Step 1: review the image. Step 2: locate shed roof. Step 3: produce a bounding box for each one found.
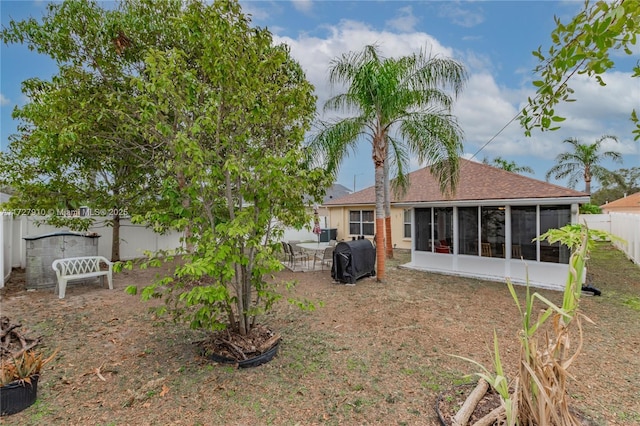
[325,158,588,206]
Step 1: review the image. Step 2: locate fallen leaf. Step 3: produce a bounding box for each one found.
[160,384,170,397]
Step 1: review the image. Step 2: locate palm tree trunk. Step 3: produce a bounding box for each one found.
[384,159,393,259]
[374,163,386,281]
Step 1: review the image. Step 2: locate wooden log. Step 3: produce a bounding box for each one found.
[452,379,489,426]
[257,333,281,353]
[472,405,505,426]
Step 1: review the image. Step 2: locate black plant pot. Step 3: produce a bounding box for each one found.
[0,374,39,416]
[202,340,281,368]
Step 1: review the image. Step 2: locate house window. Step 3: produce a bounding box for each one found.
[481,207,505,258]
[458,207,478,255]
[511,206,537,260]
[403,209,411,238]
[414,208,432,251]
[349,210,374,236]
[539,205,571,264]
[414,207,453,252]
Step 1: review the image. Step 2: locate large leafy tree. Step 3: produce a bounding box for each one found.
[311,45,466,281]
[545,135,621,194]
[0,0,183,261]
[123,0,327,337]
[521,0,640,140]
[590,166,640,205]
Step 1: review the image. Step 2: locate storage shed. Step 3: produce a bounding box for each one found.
[23,231,100,290]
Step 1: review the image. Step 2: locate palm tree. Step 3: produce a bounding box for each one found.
[311,44,466,281]
[483,156,534,174]
[546,135,621,194]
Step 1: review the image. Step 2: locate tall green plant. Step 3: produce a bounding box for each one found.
[456,224,612,425]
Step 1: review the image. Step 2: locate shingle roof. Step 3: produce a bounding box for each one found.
[323,184,352,204]
[324,158,588,205]
[600,191,640,209]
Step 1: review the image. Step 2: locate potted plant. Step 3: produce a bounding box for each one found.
[1,350,56,416]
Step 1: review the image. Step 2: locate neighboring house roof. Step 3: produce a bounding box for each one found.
[323,184,352,204]
[324,158,588,206]
[600,191,640,211]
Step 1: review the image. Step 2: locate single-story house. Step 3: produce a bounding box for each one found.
[323,159,590,290]
[600,191,640,214]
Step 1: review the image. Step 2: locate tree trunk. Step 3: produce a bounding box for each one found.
[584,166,591,194]
[177,171,193,252]
[111,214,120,262]
[374,163,386,282]
[383,159,393,259]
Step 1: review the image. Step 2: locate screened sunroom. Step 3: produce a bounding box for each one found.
[324,159,590,290]
[405,201,582,290]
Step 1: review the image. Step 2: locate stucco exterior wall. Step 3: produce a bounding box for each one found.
[327,205,411,249]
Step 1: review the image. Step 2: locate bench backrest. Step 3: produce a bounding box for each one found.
[52,256,111,276]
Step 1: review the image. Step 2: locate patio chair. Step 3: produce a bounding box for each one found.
[503,243,522,259]
[481,242,492,257]
[281,241,292,265]
[314,246,334,270]
[287,242,309,268]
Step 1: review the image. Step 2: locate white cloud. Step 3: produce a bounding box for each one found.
[385,6,419,33]
[241,1,272,22]
[0,93,9,106]
[274,16,638,185]
[291,0,313,14]
[438,3,484,28]
[274,20,454,112]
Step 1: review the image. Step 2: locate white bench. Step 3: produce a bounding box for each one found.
[51,256,113,299]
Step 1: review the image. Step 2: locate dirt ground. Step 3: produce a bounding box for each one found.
[1,244,639,425]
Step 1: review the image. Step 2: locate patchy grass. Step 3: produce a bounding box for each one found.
[0,243,638,425]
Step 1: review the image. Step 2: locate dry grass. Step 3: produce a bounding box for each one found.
[0,243,639,425]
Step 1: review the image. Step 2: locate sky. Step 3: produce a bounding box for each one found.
[1,0,639,194]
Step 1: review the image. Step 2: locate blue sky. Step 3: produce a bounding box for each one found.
[2,1,639,193]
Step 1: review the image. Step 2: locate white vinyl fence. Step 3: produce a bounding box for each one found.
[1,213,13,287]
[580,213,640,265]
[0,215,183,288]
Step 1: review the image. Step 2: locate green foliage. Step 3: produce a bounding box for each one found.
[545,135,621,193]
[482,156,534,174]
[521,0,640,140]
[579,203,601,214]
[117,0,328,336]
[310,44,467,279]
[590,167,640,205]
[0,0,172,260]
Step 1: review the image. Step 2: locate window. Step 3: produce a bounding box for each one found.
[511,206,537,260]
[414,207,453,252]
[539,206,571,264]
[349,210,374,236]
[458,207,478,255]
[434,208,454,252]
[403,209,411,238]
[481,207,505,258]
[414,208,432,251]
